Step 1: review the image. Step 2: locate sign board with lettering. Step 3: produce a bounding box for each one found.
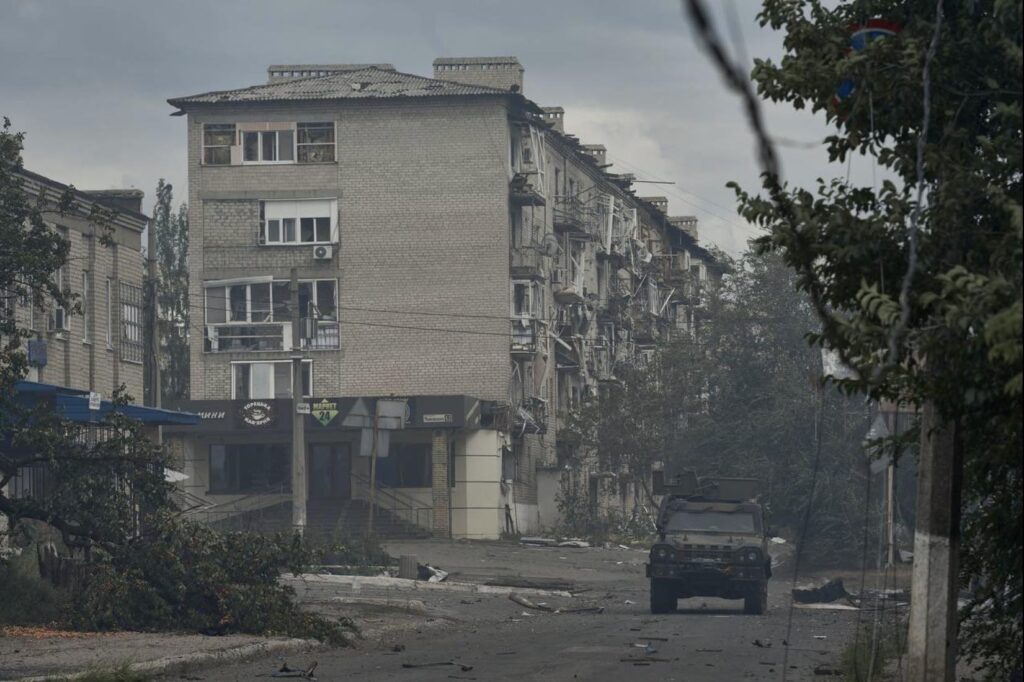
[296,402,311,415]
[88,392,101,411]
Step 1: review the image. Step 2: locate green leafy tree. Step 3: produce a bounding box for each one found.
[693,0,1022,674]
[150,179,189,403]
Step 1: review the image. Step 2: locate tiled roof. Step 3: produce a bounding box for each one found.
[168,67,513,107]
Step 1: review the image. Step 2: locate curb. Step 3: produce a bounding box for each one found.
[287,574,574,598]
[17,637,323,682]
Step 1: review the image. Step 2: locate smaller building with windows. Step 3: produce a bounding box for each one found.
[7,168,149,399]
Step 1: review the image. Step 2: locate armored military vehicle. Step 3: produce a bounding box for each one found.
[645,471,771,614]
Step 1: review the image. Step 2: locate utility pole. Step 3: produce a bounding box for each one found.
[290,268,307,535]
[907,400,962,681]
[367,399,379,536]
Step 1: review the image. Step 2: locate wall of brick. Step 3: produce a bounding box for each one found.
[186,98,512,403]
[14,201,145,400]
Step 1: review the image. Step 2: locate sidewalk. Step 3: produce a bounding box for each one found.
[0,627,319,681]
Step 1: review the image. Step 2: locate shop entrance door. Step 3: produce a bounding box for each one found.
[308,444,351,500]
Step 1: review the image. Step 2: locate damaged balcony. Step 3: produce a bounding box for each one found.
[553,196,593,238]
[510,173,546,206]
[511,244,546,280]
[511,317,540,356]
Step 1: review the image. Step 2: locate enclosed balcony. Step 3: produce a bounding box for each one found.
[511,317,539,356]
[552,196,592,237]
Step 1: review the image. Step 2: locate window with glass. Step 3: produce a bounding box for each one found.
[259,199,336,245]
[209,443,290,493]
[49,266,68,332]
[296,122,335,163]
[376,443,431,488]
[242,129,294,163]
[203,124,235,165]
[81,271,90,342]
[205,279,338,352]
[120,281,143,362]
[232,361,312,399]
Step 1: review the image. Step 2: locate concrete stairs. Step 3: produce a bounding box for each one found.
[207,498,431,539]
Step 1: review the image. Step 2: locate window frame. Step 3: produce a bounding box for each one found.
[258,199,338,246]
[119,281,144,363]
[49,266,69,334]
[105,278,113,348]
[81,271,90,343]
[241,129,295,165]
[230,360,313,399]
[296,122,336,163]
[208,443,291,494]
[202,123,236,166]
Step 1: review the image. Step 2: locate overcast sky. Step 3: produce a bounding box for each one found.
[1,0,873,257]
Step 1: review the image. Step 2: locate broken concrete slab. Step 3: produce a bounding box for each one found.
[792,578,850,604]
[519,536,558,546]
[286,574,572,598]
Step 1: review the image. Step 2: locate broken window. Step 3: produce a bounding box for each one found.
[296,122,335,163]
[48,266,68,333]
[509,278,540,317]
[260,199,337,245]
[203,124,235,165]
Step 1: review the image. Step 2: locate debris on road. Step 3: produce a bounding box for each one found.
[813,665,839,676]
[753,638,772,648]
[520,536,558,546]
[623,599,636,605]
[792,578,850,604]
[272,660,318,679]
[812,635,828,640]
[556,540,590,548]
[509,593,555,612]
[770,537,787,544]
[418,564,449,582]
[484,576,576,592]
[391,644,406,652]
[401,661,474,672]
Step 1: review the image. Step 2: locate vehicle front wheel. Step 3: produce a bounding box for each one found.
[744,582,768,615]
[650,579,676,614]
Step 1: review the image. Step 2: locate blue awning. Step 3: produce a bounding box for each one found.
[12,381,200,426]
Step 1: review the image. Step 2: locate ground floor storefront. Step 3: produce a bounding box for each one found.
[164,395,538,540]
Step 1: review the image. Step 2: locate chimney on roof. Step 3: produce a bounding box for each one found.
[670,215,699,241]
[641,196,669,215]
[581,144,607,166]
[541,107,564,133]
[267,64,395,83]
[83,189,144,214]
[432,56,524,93]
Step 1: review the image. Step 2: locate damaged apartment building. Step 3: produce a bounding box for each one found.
[164,56,722,540]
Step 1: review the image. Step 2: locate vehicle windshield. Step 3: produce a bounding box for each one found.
[665,510,756,534]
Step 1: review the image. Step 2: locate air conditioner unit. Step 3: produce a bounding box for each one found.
[313,244,333,260]
[551,267,566,284]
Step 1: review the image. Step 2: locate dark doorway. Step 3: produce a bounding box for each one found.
[308,444,351,500]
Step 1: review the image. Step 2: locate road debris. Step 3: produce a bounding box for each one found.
[509,593,555,612]
[272,660,318,679]
[794,602,859,611]
[792,578,849,604]
[812,635,828,640]
[753,638,772,648]
[391,644,406,652]
[485,576,576,592]
[520,536,558,546]
[557,540,590,548]
[402,661,474,672]
[813,665,839,676]
[418,564,449,582]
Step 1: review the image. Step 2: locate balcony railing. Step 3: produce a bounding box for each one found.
[553,196,593,236]
[205,322,291,352]
[511,317,538,355]
[301,319,340,350]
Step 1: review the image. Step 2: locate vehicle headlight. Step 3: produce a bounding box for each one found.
[737,548,761,563]
[652,545,675,562]
[747,551,758,562]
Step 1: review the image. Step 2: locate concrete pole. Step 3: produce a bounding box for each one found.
[290,268,307,534]
[367,401,379,536]
[907,400,961,681]
[146,219,162,446]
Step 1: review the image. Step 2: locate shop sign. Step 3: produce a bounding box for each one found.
[240,400,274,427]
[422,413,453,424]
[311,399,339,427]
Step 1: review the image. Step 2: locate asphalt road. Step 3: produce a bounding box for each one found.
[176,539,859,682]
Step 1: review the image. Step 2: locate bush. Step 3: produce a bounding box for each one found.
[70,514,350,644]
[0,548,68,626]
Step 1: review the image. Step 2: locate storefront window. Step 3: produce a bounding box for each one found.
[209,443,290,493]
[376,443,431,488]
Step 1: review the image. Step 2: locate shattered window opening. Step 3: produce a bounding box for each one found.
[202,123,235,165]
[296,122,335,163]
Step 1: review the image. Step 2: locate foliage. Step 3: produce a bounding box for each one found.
[674,252,879,565]
[0,117,73,339]
[146,179,190,404]
[0,120,347,645]
[71,514,349,644]
[731,1,1022,674]
[0,546,68,626]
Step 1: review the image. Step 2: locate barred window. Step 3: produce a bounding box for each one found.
[120,281,143,363]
